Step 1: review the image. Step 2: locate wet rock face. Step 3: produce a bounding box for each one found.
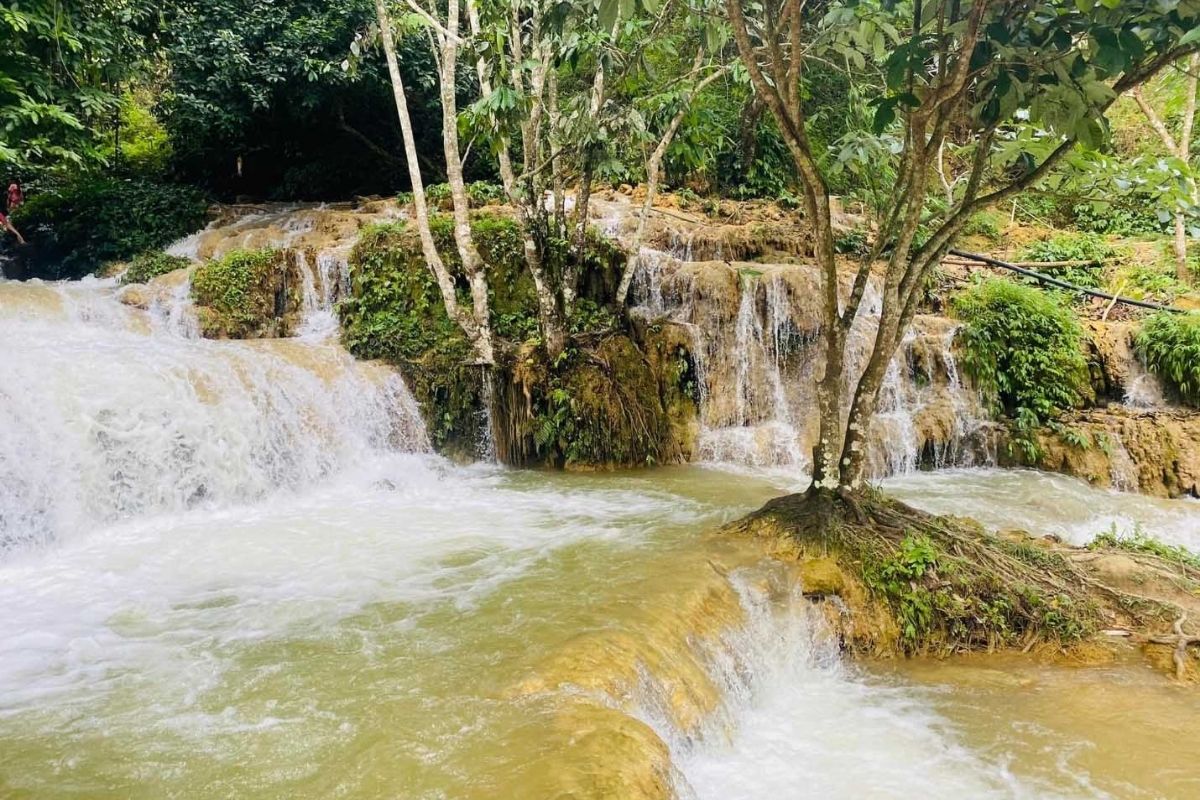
[190,248,304,340]
[643,256,992,475]
[1085,320,1139,401]
[1001,408,1200,498]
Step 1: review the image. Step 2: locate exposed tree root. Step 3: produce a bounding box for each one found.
[724,487,1200,674]
[1137,615,1200,681]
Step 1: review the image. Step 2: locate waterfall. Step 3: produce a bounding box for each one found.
[695,274,805,467]
[0,277,428,552]
[1125,357,1169,409]
[629,249,991,476]
[1109,434,1140,492]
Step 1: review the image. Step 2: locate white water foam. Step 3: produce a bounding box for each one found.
[0,279,426,550]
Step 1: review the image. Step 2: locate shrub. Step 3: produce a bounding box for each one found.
[833,227,869,255]
[119,251,191,285]
[1135,312,1200,407]
[1068,199,1166,236]
[962,210,1005,241]
[1116,260,1192,301]
[1016,232,1114,288]
[1018,232,1114,264]
[466,181,504,207]
[191,248,283,338]
[952,277,1089,437]
[1089,523,1200,569]
[10,177,207,280]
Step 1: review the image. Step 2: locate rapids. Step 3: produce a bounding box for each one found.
[3,268,1200,798]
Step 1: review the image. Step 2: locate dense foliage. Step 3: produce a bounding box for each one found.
[0,0,157,173]
[158,0,453,198]
[340,215,685,465]
[1135,311,1200,407]
[953,278,1089,435]
[1016,232,1116,287]
[8,178,207,279]
[1017,233,1115,266]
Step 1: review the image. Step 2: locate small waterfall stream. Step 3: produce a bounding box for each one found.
[627,238,991,477]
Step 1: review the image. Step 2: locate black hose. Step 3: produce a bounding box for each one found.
[947,249,1184,314]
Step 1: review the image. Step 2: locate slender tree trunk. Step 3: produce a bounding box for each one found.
[437,0,494,364]
[374,0,486,358]
[1175,210,1191,282]
[616,60,724,309]
[565,59,608,311]
[1133,55,1198,285]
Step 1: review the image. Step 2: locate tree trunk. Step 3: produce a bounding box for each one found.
[565,59,608,311]
[437,0,494,364]
[374,0,485,358]
[616,105,689,310]
[1175,210,1191,283]
[616,59,723,310]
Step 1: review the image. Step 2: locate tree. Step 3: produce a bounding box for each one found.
[369,0,682,359]
[724,0,1200,493]
[1131,53,1199,282]
[1,0,156,174]
[373,0,495,364]
[615,46,729,308]
[160,0,440,198]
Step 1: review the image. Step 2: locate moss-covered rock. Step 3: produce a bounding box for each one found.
[999,408,1200,498]
[499,333,695,469]
[725,489,1109,656]
[191,248,298,339]
[119,251,191,286]
[339,212,696,467]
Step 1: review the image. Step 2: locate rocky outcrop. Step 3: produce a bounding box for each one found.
[728,488,1200,681]
[189,248,304,339]
[1001,407,1200,498]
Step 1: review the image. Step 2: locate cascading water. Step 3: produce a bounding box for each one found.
[0,276,427,551]
[5,204,1200,799]
[630,250,990,476]
[1125,356,1169,408]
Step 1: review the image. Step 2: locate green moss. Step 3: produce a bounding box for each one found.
[119,251,191,285]
[859,530,1090,652]
[340,221,464,361]
[191,248,286,339]
[731,491,1101,655]
[339,212,695,467]
[339,214,536,456]
[534,337,680,468]
[1135,312,1200,407]
[952,277,1089,456]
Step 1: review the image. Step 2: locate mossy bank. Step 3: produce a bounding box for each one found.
[338,212,700,468]
[724,487,1200,679]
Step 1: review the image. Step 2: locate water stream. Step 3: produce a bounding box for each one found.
[3,261,1200,797]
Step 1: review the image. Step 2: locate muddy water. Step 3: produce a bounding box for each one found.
[4,272,1200,798]
[2,463,1198,798]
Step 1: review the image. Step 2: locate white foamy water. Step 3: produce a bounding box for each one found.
[0,278,426,550]
[4,260,1200,797]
